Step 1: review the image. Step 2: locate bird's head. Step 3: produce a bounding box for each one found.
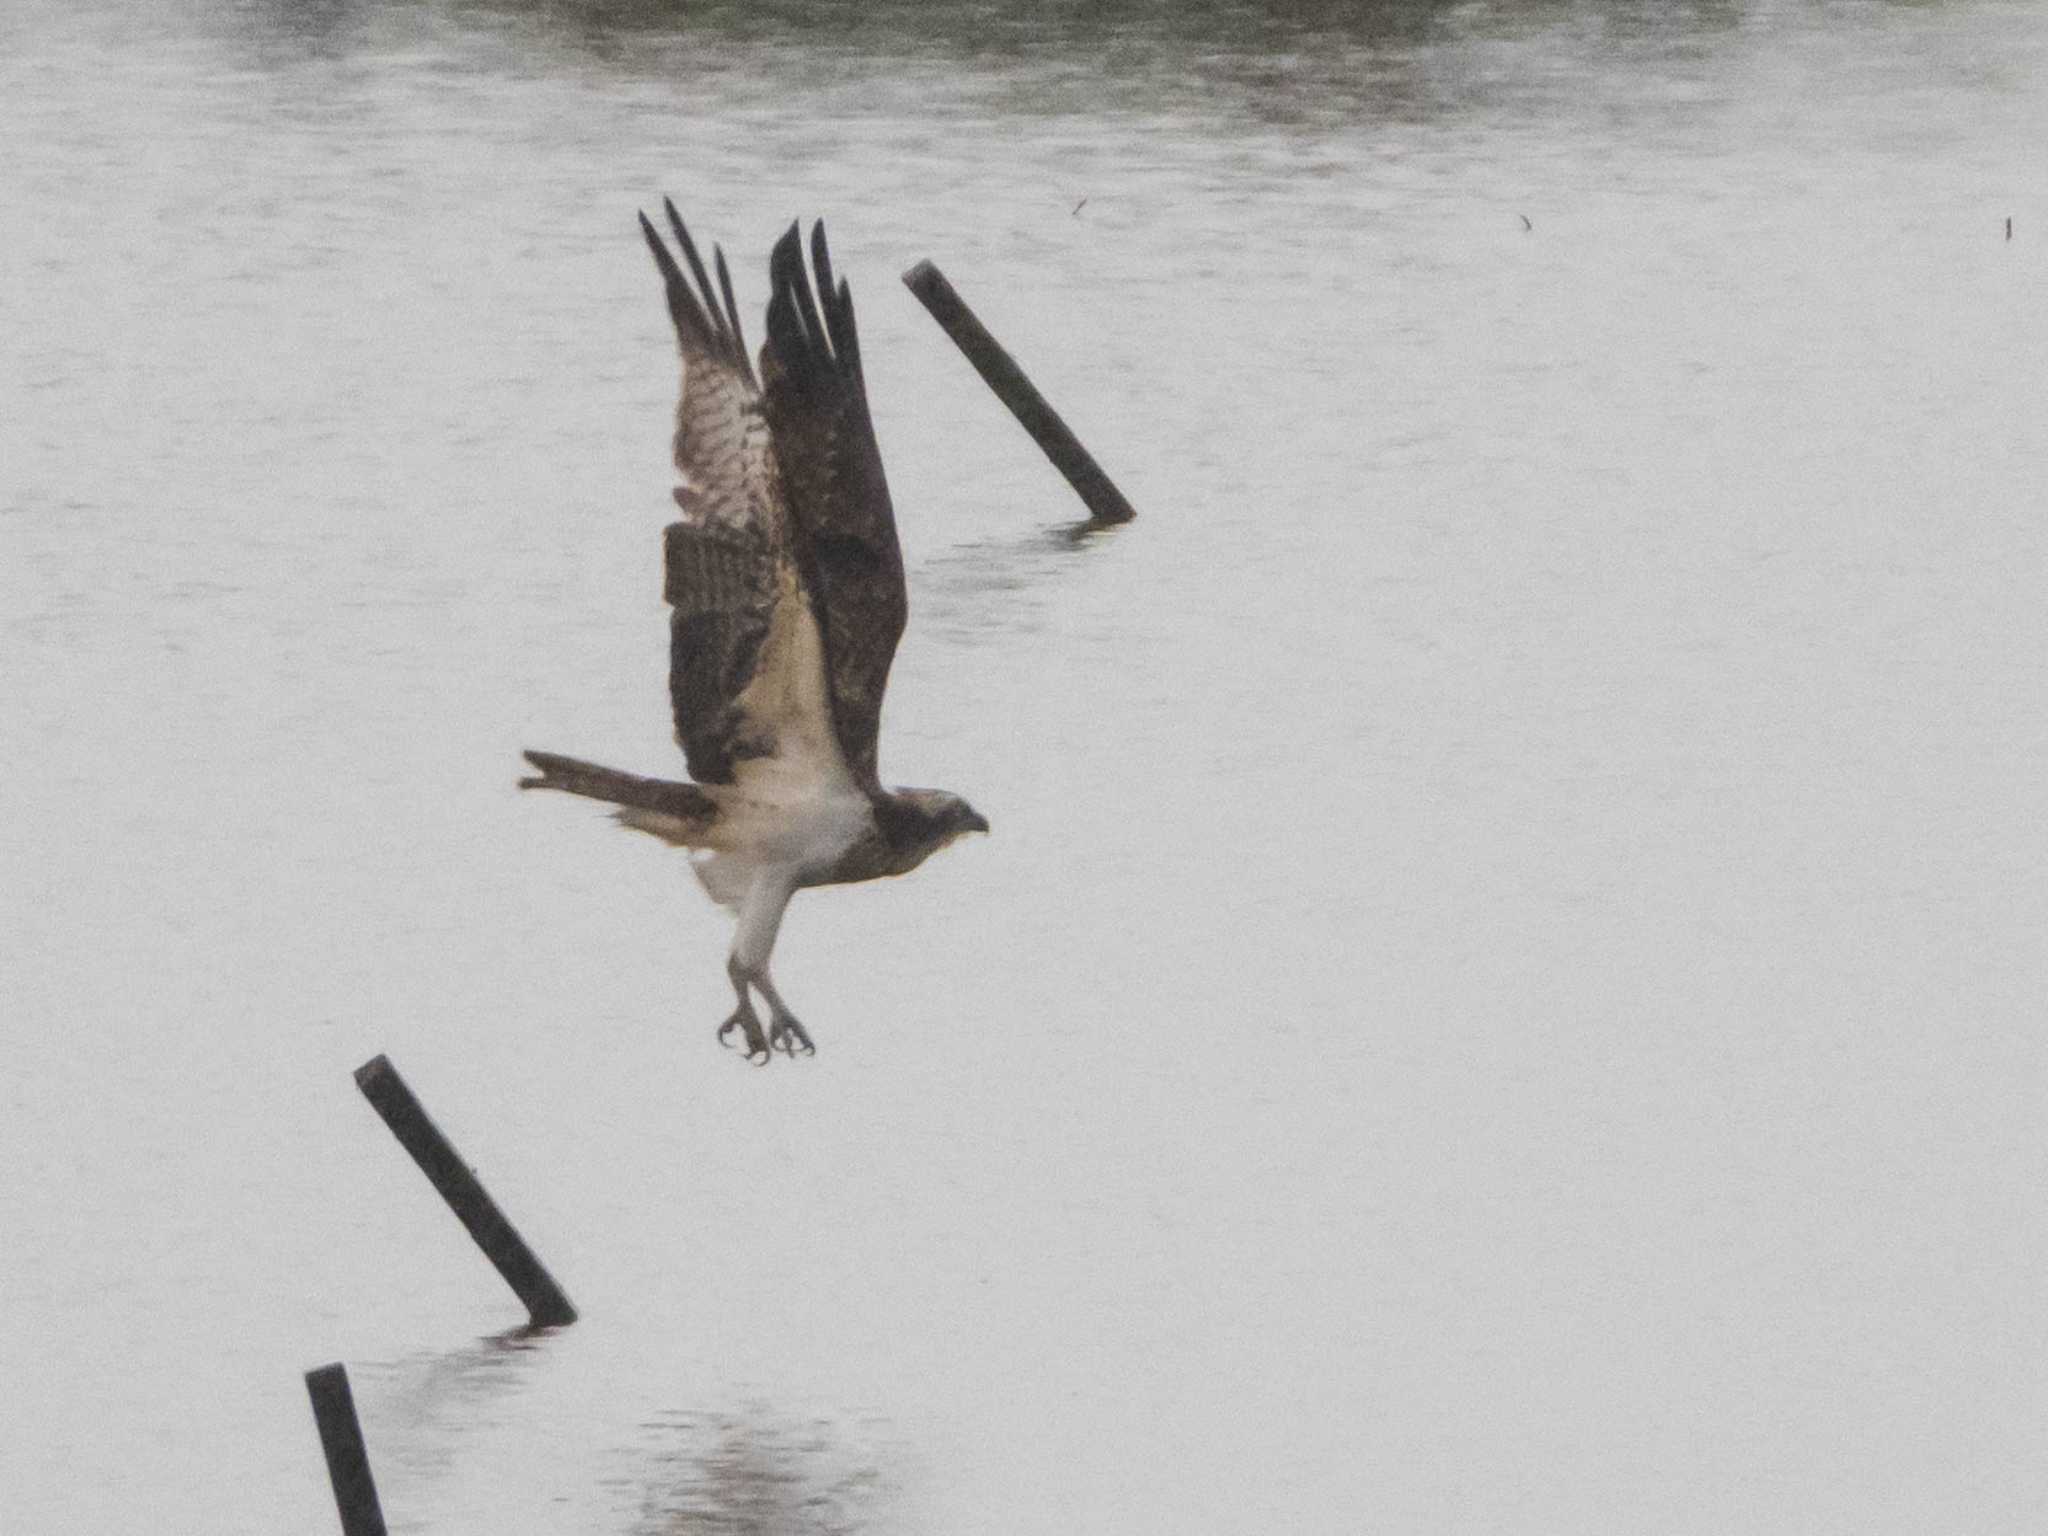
[882,787,990,856]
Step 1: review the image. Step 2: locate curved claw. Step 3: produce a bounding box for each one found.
[717,1002,768,1060]
[768,1018,815,1057]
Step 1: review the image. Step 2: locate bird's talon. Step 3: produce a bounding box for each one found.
[718,1003,769,1060]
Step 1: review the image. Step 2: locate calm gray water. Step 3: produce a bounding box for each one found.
[5,0,2047,1530]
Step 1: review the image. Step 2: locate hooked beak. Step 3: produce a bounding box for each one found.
[964,810,991,835]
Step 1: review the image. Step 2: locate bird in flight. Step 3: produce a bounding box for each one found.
[521,200,988,1063]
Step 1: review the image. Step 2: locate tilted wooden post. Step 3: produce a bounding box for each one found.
[902,258,1137,526]
[305,1362,389,1536]
[353,1054,578,1328]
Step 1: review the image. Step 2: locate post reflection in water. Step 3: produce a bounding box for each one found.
[360,1329,547,1492]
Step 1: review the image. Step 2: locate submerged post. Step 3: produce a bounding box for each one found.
[305,1363,389,1536]
[901,259,1137,526]
[353,1054,578,1328]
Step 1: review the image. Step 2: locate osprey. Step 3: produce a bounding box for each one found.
[521,201,988,1063]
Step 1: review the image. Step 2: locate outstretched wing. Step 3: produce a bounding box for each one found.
[642,201,852,804]
[759,221,908,795]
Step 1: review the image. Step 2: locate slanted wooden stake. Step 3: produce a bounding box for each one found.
[902,259,1137,526]
[353,1054,578,1328]
[305,1363,389,1536]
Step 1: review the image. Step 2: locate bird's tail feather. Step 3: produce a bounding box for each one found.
[519,750,721,843]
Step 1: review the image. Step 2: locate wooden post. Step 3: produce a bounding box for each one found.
[901,259,1137,526]
[305,1363,389,1536]
[353,1054,578,1328]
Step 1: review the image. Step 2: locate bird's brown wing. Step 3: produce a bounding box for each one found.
[758,220,908,796]
[643,201,848,799]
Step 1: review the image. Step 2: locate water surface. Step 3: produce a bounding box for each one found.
[5,1,2047,1531]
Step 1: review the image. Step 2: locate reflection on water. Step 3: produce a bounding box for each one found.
[912,523,1113,643]
[347,1331,899,1533]
[616,1408,891,1536]
[359,1329,546,1490]
[224,0,1465,56]
[195,0,1750,130]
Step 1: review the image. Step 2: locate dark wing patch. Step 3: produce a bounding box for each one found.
[759,220,908,792]
[642,202,785,785]
[663,520,776,783]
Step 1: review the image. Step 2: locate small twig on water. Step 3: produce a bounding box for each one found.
[1519,213,1533,232]
[1072,196,1089,216]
